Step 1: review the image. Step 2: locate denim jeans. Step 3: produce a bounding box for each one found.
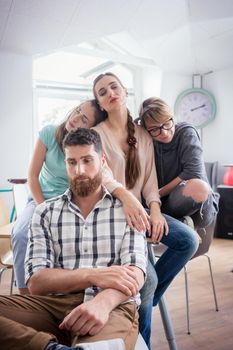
[161,181,219,228]
[139,214,199,349]
[11,198,36,288]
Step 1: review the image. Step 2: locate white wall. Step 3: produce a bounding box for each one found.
[159,69,233,163]
[0,51,33,198]
[202,68,233,163]
[141,66,162,101]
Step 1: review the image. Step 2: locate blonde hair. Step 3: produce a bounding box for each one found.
[139,97,172,125]
[93,72,141,189]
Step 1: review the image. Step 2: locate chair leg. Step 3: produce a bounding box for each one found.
[158,296,179,350]
[184,265,191,334]
[204,254,219,312]
[10,267,14,295]
[0,266,7,284]
[148,243,179,349]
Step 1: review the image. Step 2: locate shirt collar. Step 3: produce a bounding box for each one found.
[62,186,115,211]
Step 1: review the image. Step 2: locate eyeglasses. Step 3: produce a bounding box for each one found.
[147,118,174,137]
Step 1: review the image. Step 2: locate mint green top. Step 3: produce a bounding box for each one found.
[39,125,68,199]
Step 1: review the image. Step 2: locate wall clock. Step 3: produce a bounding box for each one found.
[174,88,217,129]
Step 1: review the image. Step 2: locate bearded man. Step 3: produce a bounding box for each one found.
[0,128,147,350]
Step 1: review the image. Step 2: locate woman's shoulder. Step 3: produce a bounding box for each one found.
[135,124,152,143]
[176,122,199,137]
[92,121,106,135]
[39,124,56,137]
[39,124,57,148]
[175,122,201,148]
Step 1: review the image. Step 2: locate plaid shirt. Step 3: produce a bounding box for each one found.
[25,187,147,304]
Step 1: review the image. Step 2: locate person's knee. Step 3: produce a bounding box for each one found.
[11,224,29,247]
[176,224,199,257]
[183,229,199,258]
[182,179,211,203]
[140,263,158,302]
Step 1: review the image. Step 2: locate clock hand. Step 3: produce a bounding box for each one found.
[190,104,206,112]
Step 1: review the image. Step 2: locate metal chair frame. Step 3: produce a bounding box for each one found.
[184,252,219,334]
[0,191,15,294]
[0,179,28,294]
[148,243,179,350]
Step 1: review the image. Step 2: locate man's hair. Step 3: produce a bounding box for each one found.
[63,128,103,154]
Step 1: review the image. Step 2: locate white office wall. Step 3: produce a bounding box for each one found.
[159,69,233,163]
[141,66,162,102]
[202,68,233,163]
[0,51,33,193]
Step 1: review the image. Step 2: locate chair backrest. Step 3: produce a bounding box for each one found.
[0,196,10,226]
[12,183,29,218]
[193,222,215,258]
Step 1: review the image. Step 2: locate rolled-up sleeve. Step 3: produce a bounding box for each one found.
[24,203,54,284]
[120,226,148,276]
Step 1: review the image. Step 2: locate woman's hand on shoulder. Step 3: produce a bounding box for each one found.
[113,187,150,232]
[123,195,151,232]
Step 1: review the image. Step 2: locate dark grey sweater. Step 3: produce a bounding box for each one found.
[154,122,209,188]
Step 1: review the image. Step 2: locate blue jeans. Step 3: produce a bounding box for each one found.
[11,198,36,288]
[161,181,219,228]
[139,214,199,349]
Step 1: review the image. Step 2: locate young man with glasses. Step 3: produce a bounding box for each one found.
[138,97,218,230]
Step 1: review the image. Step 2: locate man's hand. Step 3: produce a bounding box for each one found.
[90,265,140,296]
[59,297,110,336]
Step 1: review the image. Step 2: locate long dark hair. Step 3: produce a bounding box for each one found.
[55,99,106,150]
[93,72,141,189]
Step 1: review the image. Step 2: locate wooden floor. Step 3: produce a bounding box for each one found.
[151,238,233,350]
[0,238,232,350]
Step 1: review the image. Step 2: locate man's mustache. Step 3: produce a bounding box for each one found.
[74,175,89,181]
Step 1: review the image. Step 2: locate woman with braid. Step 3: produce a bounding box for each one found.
[93,72,199,349]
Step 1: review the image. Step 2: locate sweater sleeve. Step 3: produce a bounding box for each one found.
[102,161,124,193]
[141,131,161,207]
[178,127,206,180]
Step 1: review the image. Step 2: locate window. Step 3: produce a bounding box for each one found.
[33,51,137,133]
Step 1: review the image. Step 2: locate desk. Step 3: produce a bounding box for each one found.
[215,185,233,239]
[0,223,14,238]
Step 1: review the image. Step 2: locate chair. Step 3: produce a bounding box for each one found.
[184,224,219,334]
[0,180,28,294]
[0,195,14,294]
[153,169,220,336]
[183,161,219,334]
[148,243,179,350]
[8,178,28,220]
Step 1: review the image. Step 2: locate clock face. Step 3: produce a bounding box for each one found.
[174,88,216,129]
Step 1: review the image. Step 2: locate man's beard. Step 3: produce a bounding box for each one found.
[69,171,102,197]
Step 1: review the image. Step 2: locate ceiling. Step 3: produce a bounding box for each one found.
[1,0,233,75]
